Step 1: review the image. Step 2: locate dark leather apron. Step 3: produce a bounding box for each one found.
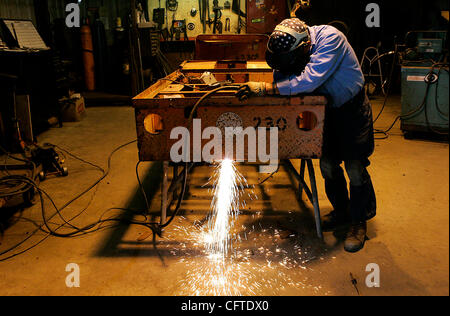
[321,88,376,220]
[322,89,375,163]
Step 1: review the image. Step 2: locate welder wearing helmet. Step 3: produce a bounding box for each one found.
[236,18,376,253]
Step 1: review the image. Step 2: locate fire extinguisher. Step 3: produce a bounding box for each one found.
[80,21,95,91]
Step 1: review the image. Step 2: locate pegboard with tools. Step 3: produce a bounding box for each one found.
[148,0,247,37]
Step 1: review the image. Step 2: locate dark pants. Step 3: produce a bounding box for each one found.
[320,89,377,223]
[320,157,376,223]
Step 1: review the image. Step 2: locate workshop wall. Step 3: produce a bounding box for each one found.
[47,0,130,46]
[146,0,247,37]
[0,0,36,24]
[294,0,449,58]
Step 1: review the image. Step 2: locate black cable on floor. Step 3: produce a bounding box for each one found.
[136,161,151,212]
[0,139,144,261]
[159,162,189,229]
[1,84,248,260]
[374,62,449,139]
[1,139,193,260]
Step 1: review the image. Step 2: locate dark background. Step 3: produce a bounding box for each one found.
[0,0,448,146]
[298,0,448,57]
[1,0,448,64]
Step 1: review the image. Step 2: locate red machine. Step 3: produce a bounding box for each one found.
[246,0,288,34]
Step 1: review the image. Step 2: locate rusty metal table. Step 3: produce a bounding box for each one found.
[132,60,326,239]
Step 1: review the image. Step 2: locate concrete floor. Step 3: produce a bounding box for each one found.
[0,95,448,296]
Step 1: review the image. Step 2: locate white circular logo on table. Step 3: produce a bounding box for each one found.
[216,112,243,137]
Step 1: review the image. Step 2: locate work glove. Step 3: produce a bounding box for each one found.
[236,82,266,101]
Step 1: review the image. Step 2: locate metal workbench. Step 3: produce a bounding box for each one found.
[132,59,326,239]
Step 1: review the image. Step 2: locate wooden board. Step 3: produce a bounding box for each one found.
[195,35,269,61]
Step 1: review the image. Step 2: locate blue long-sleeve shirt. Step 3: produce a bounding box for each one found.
[274,25,364,108]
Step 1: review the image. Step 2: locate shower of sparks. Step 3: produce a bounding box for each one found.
[158,161,330,296]
[178,158,253,295]
[164,221,329,296]
[204,158,246,259]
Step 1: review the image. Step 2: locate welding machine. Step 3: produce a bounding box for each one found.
[400,31,449,135]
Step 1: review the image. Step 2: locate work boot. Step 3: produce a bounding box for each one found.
[322,210,351,232]
[344,221,367,253]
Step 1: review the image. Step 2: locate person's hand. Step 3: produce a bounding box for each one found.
[236,82,266,101]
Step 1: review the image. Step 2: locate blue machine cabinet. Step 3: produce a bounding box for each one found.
[401,66,449,133]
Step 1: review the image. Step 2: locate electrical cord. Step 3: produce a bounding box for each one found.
[0,144,37,185]
[187,85,284,186]
[0,196,153,262]
[0,176,32,197]
[35,140,157,238]
[151,85,247,224]
[0,139,143,261]
[374,77,431,139]
[0,84,272,259]
[159,162,188,229]
[0,145,33,166]
[374,62,449,139]
[188,85,241,122]
[37,140,138,234]
[135,161,191,231]
[421,63,449,136]
[158,76,236,92]
[433,66,449,119]
[136,161,151,212]
[1,139,194,260]
[370,38,446,139]
[373,44,398,124]
[53,144,105,174]
[27,145,106,231]
[142,85,242,230]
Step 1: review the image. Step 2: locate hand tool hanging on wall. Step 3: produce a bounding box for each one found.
[225,17,231,32]
[166,0,178,11]
[206,0,213,31]
[237,0,242,34]
[139,0,150,22]
[212,0,223,34]
[198,0,204,32]
[153,0,165,30]
[187,22,196,31]
[216,20,223,34]
[199,0,210,33]
[166,0,178,38]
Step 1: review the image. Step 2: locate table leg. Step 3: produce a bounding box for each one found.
[306,159,323,239]
[298,159,306,198]
[161,161,169,226]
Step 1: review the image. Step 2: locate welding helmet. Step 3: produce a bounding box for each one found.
[265,18,311,75]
